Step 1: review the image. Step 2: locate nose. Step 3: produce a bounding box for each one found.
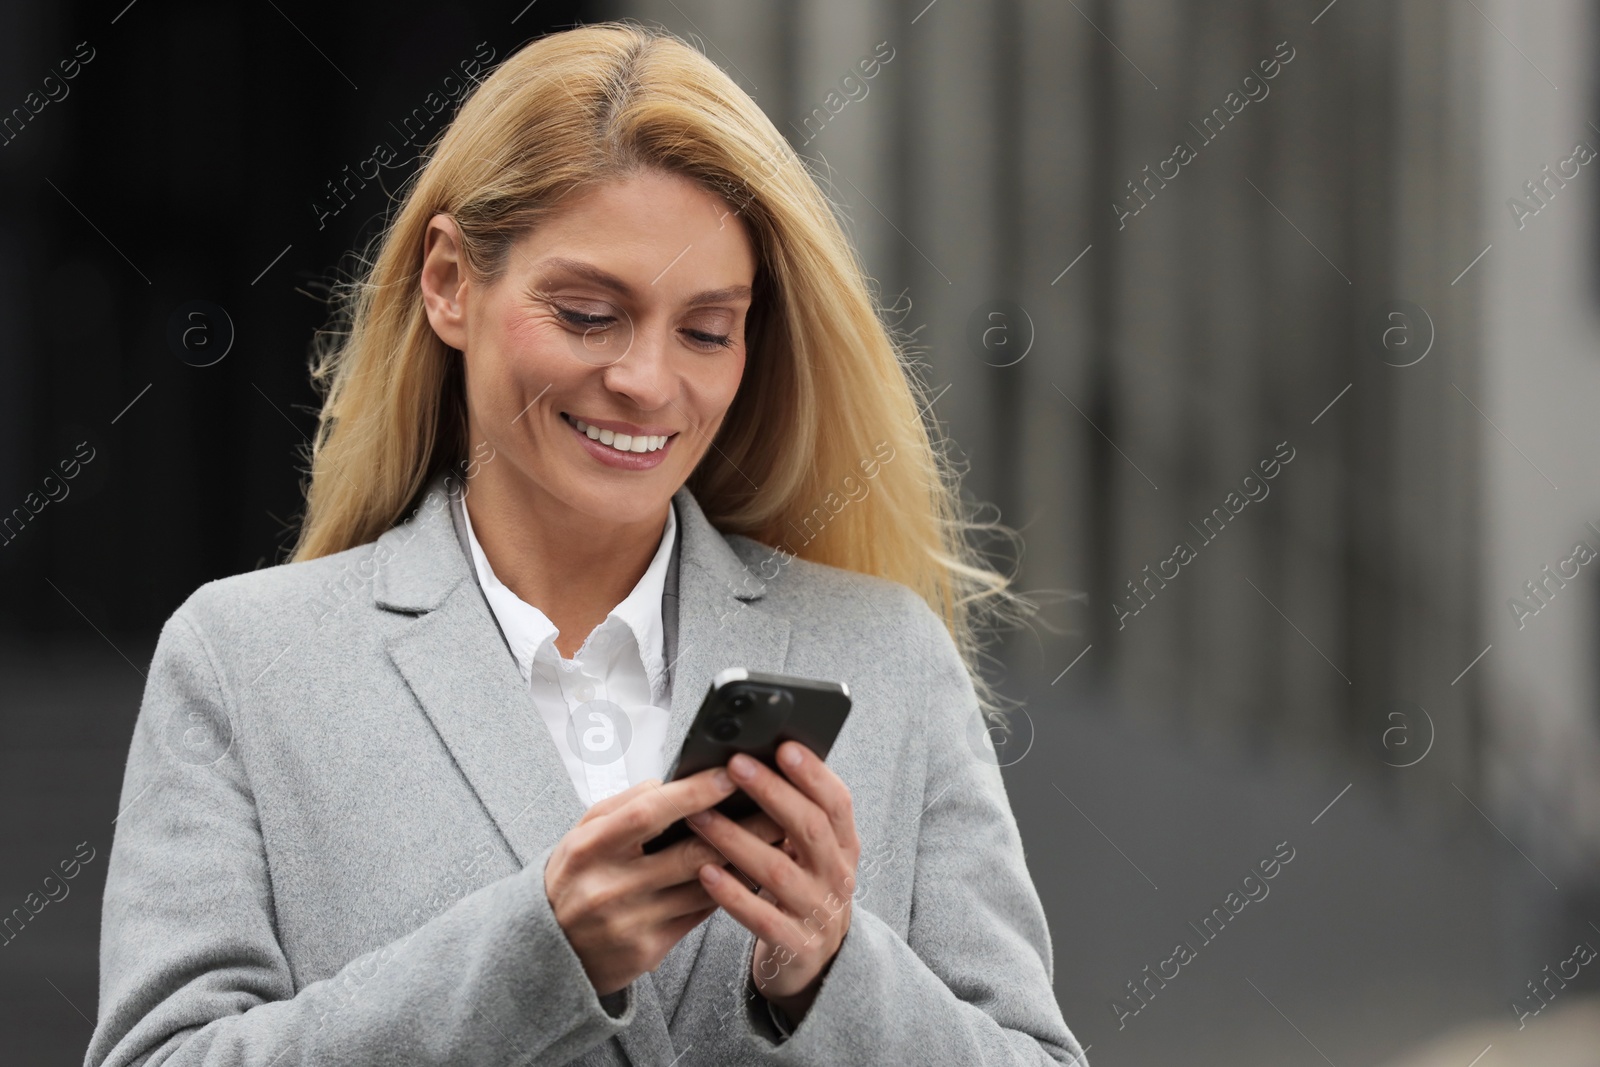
[600,320,677,411]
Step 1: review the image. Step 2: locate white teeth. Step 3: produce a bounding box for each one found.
[571,416,669,454]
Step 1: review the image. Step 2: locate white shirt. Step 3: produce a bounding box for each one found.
[455,493,675,807]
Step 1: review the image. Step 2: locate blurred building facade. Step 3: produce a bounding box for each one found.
[1479,0,1600,962]
[606,0,1514,801]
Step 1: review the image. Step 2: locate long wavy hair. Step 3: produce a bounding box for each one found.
[291,21,1034,716]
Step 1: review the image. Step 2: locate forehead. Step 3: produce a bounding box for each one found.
[509,170,758,299]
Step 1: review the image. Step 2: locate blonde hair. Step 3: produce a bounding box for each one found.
[292,21,1033,716]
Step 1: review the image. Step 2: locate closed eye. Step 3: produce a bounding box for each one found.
[555,306,616,328]
[681,328,734,350]
[542,290,734,351]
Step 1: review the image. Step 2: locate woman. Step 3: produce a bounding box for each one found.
[89,22,1087,1067]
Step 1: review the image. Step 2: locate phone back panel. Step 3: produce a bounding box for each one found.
[642,669,852,853]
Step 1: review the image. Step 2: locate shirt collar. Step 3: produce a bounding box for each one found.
[610,499,676,691]
[453,491,676,691]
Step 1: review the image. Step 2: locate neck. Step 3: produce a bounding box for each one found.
[464,462,669,659]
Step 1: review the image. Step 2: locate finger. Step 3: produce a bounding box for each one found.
[686,807,810,911]
[735,811,786,845]
[586,767,737,852]
[635,769,744,842]
[697,862,804,960]
[725,753,842,866]
[576,776,662,826]
[660,904,718,946]
[645,878,720,922]
[640,810,785,888]
[775,742,859,854]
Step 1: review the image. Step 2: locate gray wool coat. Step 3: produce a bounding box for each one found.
[87,472,1088,1066]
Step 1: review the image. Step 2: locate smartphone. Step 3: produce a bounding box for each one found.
[640,668,852,855]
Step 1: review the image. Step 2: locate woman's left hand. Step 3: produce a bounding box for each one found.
[689,741,860,1026]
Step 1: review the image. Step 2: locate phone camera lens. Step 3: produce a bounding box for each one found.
[729,692,755,713]
[709,716,741,742]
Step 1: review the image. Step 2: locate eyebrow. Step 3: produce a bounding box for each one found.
[535,256,753,306]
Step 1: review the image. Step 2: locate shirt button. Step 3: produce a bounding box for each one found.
[577,683,596,701]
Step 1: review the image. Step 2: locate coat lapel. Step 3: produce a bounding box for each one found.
[372,474,791,1061]
[377,480,588,865]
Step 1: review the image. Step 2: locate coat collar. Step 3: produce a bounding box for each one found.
[373,472,790,1055]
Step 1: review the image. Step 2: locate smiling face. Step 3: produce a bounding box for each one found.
[420,168,758,532]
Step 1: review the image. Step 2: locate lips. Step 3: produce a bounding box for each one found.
[560,412,677,454]
[559,411,677,471]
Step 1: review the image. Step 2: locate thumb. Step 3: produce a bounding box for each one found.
[576,777,661,825]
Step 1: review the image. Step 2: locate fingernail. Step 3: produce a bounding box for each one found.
[713,769,733,792]
[700,864,723,885]
[779,744,802,769]
[688,809,713,827]
[729,754,757,781]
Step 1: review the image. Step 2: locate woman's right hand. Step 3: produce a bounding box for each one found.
[544,767,782,996]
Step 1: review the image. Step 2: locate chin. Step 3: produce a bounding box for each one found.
[560,477,678,524]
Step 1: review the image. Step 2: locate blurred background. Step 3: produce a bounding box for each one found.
[3,0,1598,1063]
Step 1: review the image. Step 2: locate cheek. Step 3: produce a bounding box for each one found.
[696,351,747,428]
[460,306,565,437]
[728,349,748,390]
[468,304,570,398]
[494,302,563,373]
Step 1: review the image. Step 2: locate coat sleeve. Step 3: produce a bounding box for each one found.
[86,608,632,1067]
[733,590,1089,1065]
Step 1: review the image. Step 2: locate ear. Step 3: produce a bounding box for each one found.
[420,214,471,351]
